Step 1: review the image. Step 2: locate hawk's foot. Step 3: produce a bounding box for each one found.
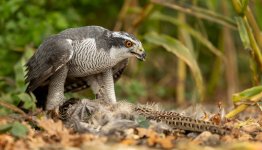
[95,86,117,103]
[95,86,109,101]
[46,107,60,120]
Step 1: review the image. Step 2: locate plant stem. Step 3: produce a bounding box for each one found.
[222,1,239,105]
[243,16,262,70]
[246,7,262,50]
[114,0,132,31]
[177,58,186,104]
[226,104,248,118]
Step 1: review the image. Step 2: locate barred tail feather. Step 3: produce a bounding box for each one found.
[134,104,230,135]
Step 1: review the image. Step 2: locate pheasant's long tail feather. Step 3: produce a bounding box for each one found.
[134,104,230,135]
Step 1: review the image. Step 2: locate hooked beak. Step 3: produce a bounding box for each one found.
[130,47,146,61]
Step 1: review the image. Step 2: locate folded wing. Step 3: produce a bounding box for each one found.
[25,36,73,92]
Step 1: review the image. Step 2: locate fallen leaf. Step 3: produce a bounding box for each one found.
[210,113,222,125]
[221,135,236,143]
[255,132,262,141]
[121,139,137,145]
[241,123,261,133]
[147,131,158,146]
[193,131,220,146]
[238,132,252,141]
[0,134,14,150]
[37,117,68,135]
[12,139,29,150]
[156,135,175,149]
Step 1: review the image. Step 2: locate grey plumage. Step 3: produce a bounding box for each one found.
[59,98,137,134]
[25,26,146,110]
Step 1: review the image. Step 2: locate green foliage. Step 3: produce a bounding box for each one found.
[0,48,36,115]
[0,121,28,138]
[116,80,147,103]
[0,0,123,76]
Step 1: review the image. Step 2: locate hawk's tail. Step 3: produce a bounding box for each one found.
[31,86,48,109]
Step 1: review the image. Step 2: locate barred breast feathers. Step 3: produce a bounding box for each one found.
[68,38,112,77]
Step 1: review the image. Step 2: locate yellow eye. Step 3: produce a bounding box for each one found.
[124,40,133,48]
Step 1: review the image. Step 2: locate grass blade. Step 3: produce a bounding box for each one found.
[236,17,251,49]
[150,12,224,59]
[232,85,262,103]
[145,32,204,100]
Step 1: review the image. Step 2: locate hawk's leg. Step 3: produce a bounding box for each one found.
[46,66,68,110]
[101,69,116,103]
[89,69,116,103]
[89,76,109,101]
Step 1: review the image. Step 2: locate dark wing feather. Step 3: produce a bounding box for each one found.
[25,36,73,92]
[64,59,128,93]
[112,58,128,82]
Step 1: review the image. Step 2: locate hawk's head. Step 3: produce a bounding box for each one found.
[108,31,146,61]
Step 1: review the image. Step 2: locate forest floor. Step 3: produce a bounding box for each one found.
[0,104,262,150]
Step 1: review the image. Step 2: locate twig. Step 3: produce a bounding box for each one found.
[132,3,154,28]
[0,100,42,128]
[114,0,132,31]
[128,3,154,33]
[0,100,27,116]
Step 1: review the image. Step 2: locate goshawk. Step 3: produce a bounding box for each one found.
[25,26,146,110]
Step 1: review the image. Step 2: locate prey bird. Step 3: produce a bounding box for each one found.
[25,26,146,110]
[59,98,230,135]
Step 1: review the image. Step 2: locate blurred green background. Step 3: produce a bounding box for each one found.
[1,0,262,114]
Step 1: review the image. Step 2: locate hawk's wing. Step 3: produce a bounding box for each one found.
[112,58,128,82]
[64,59,128,93]
[25,36,73,92]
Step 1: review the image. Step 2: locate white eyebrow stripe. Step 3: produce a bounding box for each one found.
[112,32,136,43]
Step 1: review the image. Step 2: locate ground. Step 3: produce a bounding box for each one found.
[0,104,262,150]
